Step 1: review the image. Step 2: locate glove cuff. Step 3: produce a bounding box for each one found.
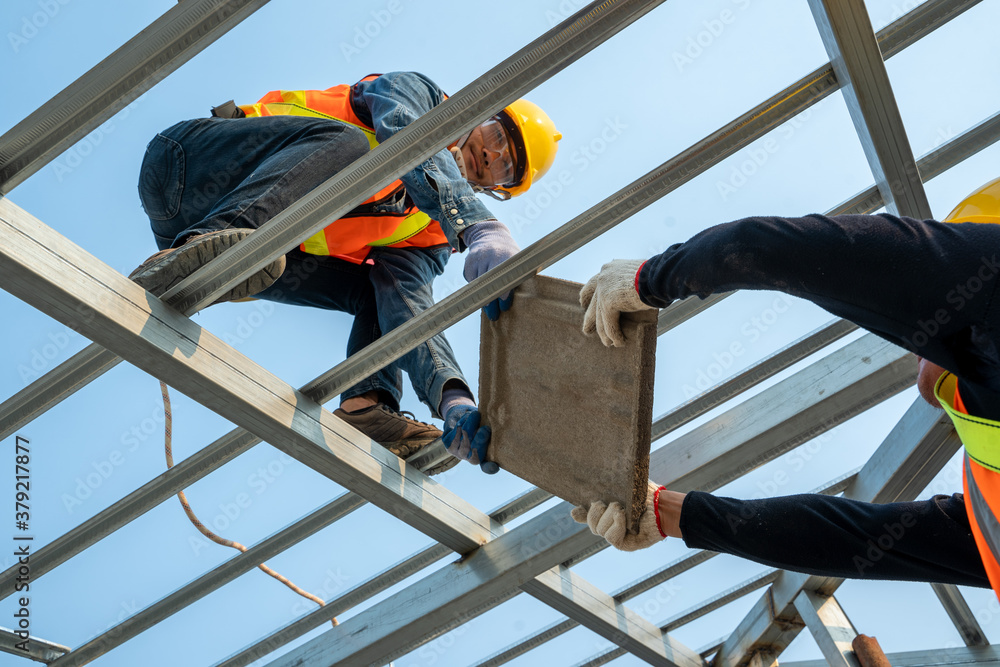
[634,260,646,298]
[652,485,668,539]
[460,219,509,247]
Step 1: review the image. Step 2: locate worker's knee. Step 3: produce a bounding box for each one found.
[328,122,370,161]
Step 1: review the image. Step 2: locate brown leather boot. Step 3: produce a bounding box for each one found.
[333,404,458,475]
[129,229,285,305]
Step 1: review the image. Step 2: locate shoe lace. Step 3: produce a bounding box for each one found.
[389,407,434,427]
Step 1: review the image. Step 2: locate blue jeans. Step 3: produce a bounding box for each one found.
[137,115,469,416]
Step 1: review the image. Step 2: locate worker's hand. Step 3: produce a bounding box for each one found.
[916,357,946,408]
[442,405,499,474]
[461,220,520,321]
[580,259,657,347]
[571,481,667,551]
[449,147,470,181]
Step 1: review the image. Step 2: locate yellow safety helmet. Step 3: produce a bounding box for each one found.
[943,176,1000,224]
[494,99,562,198]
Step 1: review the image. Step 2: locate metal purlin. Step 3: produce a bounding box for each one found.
[0,0,979,442]
[0,0,969,598]
[0,0,994,664]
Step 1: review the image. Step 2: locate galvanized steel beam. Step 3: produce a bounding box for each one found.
[520,567,706,667]
[0,626,69,663]
[780,644,1000,667]
[254,335,912,666]
[0,0,981,457]
[807,0,931,218]
[930,583,989,647]
[0,428,257,600]
[713,398,962,667]
[573,570,781,665]
[0,275,798,601]
[793,591,860,667]
[161,0,669,314]
[66,488,551,667]
[518,473,857,667]
[652,319,857,439]
[0,0,665,438]
[656,335,913,494]
[831,109,1000,216]
[0,197,498,560]
[665,570,782,633]
[0,0,271,194]
[0,1,984,664]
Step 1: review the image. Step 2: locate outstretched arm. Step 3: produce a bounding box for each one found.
[582,213,1000,415]
[577,486,988,588]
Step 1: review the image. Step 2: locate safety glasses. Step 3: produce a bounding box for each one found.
[479,118,517,186]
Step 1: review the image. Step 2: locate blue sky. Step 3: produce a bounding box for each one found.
[2,0,1000,665]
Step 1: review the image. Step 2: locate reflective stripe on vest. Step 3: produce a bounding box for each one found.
[936,373,1000,470]
[964,456,1000,599]
[936,372,1000,600]
[965,456,1000,567]
[239,81,447,263]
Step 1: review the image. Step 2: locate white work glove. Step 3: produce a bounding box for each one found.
[580,259,657,347]
[462,220,520,321]
[571,481,667,552]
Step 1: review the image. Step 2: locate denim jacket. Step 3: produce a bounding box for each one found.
[352,71,497,251]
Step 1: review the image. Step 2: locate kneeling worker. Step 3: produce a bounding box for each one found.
[131,71,560,474]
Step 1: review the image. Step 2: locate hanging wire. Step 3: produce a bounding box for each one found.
[159,381,336,626]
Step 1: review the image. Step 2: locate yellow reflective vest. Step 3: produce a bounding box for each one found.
[239,77,449,264]
[936,372,1000,600]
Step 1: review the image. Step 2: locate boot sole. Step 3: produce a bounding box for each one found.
[388,437,460,476]
[130,229,285,305]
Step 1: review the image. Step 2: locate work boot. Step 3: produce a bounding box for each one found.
[128,229,285,306]
[333,404,458,475]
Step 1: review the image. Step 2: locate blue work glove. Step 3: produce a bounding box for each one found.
[461,220,520,321]
[442,405,499,474]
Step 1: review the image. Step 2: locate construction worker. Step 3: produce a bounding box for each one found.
[574,178,1000,594]
[131,71,560,474]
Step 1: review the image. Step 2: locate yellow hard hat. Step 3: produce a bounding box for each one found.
[943,176,1000,224]
[494,99,561,198]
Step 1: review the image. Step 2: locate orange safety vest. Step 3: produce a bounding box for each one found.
[238,76,450,264]
[935,372,1000,600]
